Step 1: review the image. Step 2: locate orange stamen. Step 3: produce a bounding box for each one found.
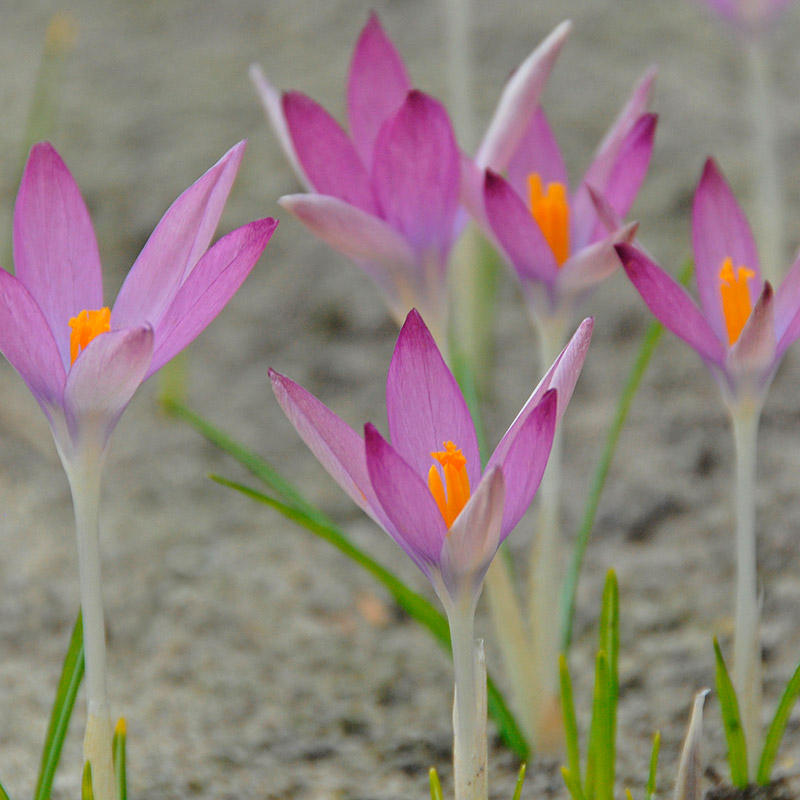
[68,307,111,364]
[719,258,755,345]
[528,173,570,266]
[427,441,471,529]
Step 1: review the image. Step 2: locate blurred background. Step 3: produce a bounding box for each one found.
[1,1,800,798]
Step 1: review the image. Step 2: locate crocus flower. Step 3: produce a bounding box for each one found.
[0,141,276,800]
[477,69,657,334]
[698,0,794,34]
[617,157,800,409]
[251,14,570,342]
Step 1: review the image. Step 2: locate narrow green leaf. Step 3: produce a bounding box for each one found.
[512,763,527,800]
[113,719,127,800]
[210,473,529,760]
[559,654,583,800]
[599,571,619,791]
[713,638,748,787]
[429,767,444,800]
[0,778,11,800]
[35,611,85,800]
[625,789,634,800]
[646,731,660,800]
[562,767,586,800]
[586,651,613,800]
[81,762,94,800]
[560,260,694,652]
[756,659,800,784]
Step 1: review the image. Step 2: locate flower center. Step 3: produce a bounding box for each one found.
[68,307,111,364]
[719,258,755,346]
[528,173,570,266]
[427,441,471,529]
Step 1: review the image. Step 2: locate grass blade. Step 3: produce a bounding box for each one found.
[599,571,619,790]
[560,259,694,651]
[429,767,444,800]
[585,651,612,800]
[113,719,127,800]
[512,763,527,800]
[0,779,10,800]
[713,638,748,787]
[559,654,583,800]
[562,768,586,800]
[81,762,94,800]
[34,611,85,800]
[674,690,709,800]
[756,659,800,784]
[646,731,660,800]
[210,473,529,760]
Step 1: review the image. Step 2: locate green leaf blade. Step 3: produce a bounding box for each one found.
[713,638,749,787]
[756,659,800,785]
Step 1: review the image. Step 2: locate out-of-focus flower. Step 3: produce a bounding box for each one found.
[698,0,794,35]
[474,69,657,328]
[251,14,571,340]
[270,310,592,606]
[618,157,800,407]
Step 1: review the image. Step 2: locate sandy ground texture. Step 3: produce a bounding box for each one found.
[1,1,800,798]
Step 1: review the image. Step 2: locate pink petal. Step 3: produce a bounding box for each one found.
[346,13,413,169]
[618,243,727,365]
[13,143,104,368]
[507,108,569,199]
[62,325,153,450]
[249,65,312,190]
[371,91,460,258]
[439,468,505,602]
[147,217,277,377]
[775,254,800,355]
[0,268,65,413]
[474,20,571,171]
[557,223,636,297]
[692,158,761,344]
[281,91,377,214]
[726,282,776,380]
[486,389,558,538]
[365,422,447,573]
[484,170,558,283]
[113,142,247,331]
[386,310,481,487]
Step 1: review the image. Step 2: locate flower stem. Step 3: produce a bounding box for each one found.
[730,402,763,778]
[65,450,115,800]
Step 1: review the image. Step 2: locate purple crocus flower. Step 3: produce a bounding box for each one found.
[251,14,570,341]
[618,157,800,407]
[473,69,657,328]
[698,0,794,34]
[0,141,276,799]
[270,310,592,606]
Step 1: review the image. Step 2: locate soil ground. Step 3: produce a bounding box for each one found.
[1,1,800,798]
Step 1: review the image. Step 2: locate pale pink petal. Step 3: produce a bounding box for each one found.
[365,422,447,574]
[371,91,460,258]
[62,326,153,449]
[474,20,571,171]
[249,65,312,190]
[439,468,505,601]
[147,217,277,377]
[281,91,377,214]
[386,310,481,487]
[484,170,558,283]
[692,158,761,344]
[346,12,412,169]
[618,243,727,365]
[507,108,569,199]
[13,143,104,368]
[0,268,65,412]
[776,254,800,354]
[727,282,776,379]
[557,223,635,296]
[113,142,246,331]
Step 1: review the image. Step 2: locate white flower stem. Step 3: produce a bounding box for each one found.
[65,448,115,800]
[746,36,783,284]
[729,401,763,778]
[447,598,487,800]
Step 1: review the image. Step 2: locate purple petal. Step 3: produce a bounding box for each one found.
[507,108,569,204]
[386,310,481,487]
[365,422,448,573]
[371,91,460,258]
[474,20,571,171]
[727,282,776,378]
[281,91,377,214]
[0,268,65,413]
[62,325,153,449]
[113,142,246,331]
[269,369,388,527]
[346,13,412,169]
[618,243,727,364]
[484,170,558,283]
[249,65,312,190]
[487,389,558,539]
[692,158,761,343]
[439,468,505,601]
[775,254,800,355]
[13,143,104,368]
[147,217,277,377]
